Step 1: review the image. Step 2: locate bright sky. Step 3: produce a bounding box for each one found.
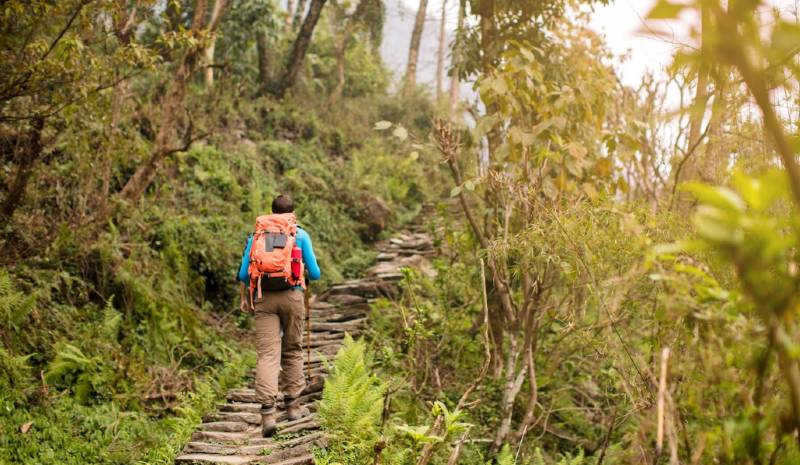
[588,0,686,87]
[395,0,800,89]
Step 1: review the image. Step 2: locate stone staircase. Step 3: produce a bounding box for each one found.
[174,222,435,465]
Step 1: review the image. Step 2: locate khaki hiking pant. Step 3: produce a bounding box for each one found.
[253,289,307,407]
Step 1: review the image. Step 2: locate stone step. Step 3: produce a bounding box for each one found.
[184,442,271,456]
[203,411,261,425]
[258,454,313,465]
[174,453,258,464]
[310,318,367,333]
[217,403,261,414]
[198,422,257,433]
[324,294,367,306]
[190,430,260,444]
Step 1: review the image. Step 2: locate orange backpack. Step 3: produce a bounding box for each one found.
[247,213,305,306]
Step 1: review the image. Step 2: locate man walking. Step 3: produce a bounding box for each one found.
[237,194,321,437]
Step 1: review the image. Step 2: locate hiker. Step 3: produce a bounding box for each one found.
[237,194,321,437]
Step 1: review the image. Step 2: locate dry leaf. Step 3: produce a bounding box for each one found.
[20,422,32,434]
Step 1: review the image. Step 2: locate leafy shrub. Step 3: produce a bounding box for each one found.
[317,334,386,464]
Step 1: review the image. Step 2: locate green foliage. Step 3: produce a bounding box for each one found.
[317,334,387,464]
[531,448,591,465]
[0,0,435,460]
[0,269,35,336]
[496,444,515,465]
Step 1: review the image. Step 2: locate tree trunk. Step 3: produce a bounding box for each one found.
[204,0,225,88]
[117,0,227,204]
[404,0,429,91]
[435,0,447,100]
[448,0,463,111]
[294,0,308,31]
[285,0,295,32]
[204,40,216,87]
[478,0,498,156]
[0,117,45,222]
[270,0,327,98]
[256,28,270,93]
[326,29,350,107]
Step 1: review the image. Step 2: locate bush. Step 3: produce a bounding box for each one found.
[317,335,386,465]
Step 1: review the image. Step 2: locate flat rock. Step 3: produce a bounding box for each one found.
[202,412,261,426]
[184,442,271,456]
[257,454,314,465]
[199,422,255,433]
[324,294,367,305]
[375,272,404,282]
[190,430,259,444]
[217,403,261,414]
[175,453,258,464]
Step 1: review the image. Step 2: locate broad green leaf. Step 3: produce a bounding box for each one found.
[393,126,408,141]
[450,185,462,197]
[409,151,419,161]
[374,121,392,130]
[683,183,746,213]
[693,206,744,245]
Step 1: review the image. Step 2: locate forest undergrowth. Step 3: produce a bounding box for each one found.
[6,0,800,464]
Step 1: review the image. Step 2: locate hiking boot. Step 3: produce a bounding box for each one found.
[285,397,310,421]
[261,405,277,438]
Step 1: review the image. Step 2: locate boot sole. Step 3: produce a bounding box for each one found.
[262,424,277,438]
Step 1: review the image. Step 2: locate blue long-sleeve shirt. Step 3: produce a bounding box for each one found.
[237,227,321,287]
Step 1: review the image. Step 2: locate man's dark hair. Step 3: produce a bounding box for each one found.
[272,194,295,214]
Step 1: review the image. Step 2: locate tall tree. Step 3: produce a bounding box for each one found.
[326,0,384,106]
[256,29,271,92]
[449,0,464,111]
[436,0,448,100]
[118,0,227,203]
[404,0,429,91]
[204,0,227,87]
[269,0,328,98]
[293,0,309,30]
[285,0,296,32]
[0,0,158,223]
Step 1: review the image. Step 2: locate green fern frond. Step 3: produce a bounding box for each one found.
[318,334,387,463]
[496,444,515,465]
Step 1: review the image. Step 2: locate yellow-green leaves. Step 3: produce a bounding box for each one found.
[683,183,746,213]
[646,0,687,20]
[683,183,746,246]
[373,120,408,141]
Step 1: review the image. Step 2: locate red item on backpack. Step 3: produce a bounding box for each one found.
[247,213,306,308]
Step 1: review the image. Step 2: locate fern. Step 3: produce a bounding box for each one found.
[99,297,122,343]
[318,334,386,464]
[0,268,35,333]
[0,346,33,404]
[495,444,515,465]
[531,447,592,465]
[45,343,109,404]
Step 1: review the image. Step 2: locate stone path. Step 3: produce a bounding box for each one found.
[174,222,435,465]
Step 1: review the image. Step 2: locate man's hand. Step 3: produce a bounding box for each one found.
[240,283,253,313]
